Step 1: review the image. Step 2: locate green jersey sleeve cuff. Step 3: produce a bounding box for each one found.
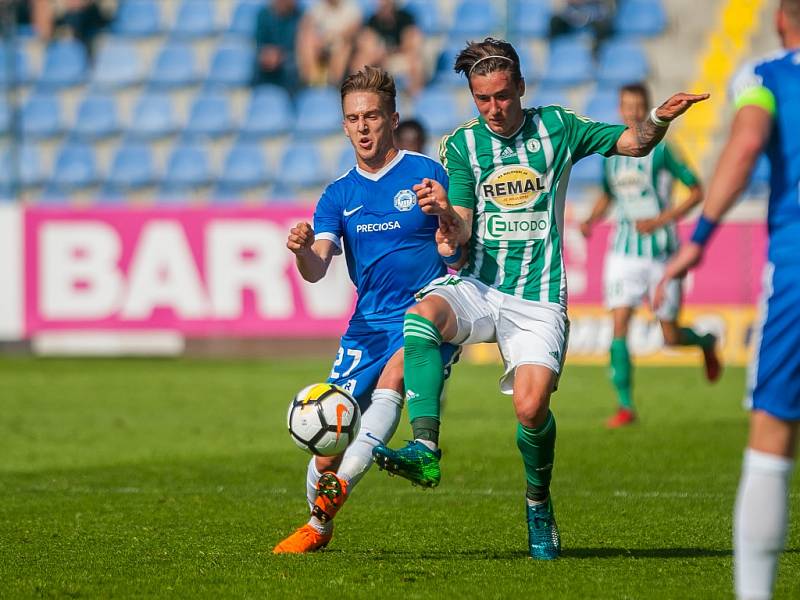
[734,85,776,115]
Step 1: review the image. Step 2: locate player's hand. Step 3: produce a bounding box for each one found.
[414,178,450,216]
[653,242,704,309]
[435,226,458,257]
[635,217,661,234]
[579,220,592,238]
[654,92,710,122]
[286,221,315,256]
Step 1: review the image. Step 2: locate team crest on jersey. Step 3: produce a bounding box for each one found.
[481,164,547,210]
[393,189,417,212]
[526,139,541,153]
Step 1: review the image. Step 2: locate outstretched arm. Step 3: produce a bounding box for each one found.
[286,221,338,283]
[615,92,710,157]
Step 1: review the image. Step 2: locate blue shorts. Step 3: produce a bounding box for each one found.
[747,262,800,420]
[327,322,460,412]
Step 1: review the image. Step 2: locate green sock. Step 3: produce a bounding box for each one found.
[517,411,556,502]
[404,314,444,443]
[678,327,714,349]
[609,337,633,410]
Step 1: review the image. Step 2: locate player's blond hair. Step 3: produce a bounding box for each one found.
[340,66,397,114]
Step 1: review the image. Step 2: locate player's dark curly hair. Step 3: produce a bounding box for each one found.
[454,38,522,88]
[340,65,397,114]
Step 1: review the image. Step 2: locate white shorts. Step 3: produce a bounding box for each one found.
[603,253,681,321]
[418,275,569,395]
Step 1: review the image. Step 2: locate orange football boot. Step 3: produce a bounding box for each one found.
[606,408,636,428]
[272,523,333,554]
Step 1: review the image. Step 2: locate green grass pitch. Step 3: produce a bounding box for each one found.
[2,357,798,599]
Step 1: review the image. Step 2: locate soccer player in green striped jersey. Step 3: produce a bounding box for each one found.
[372,38,708,559]
[580,83,721,429]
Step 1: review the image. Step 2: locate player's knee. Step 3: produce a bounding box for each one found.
[407,300,446,334]
[514,393,550,428]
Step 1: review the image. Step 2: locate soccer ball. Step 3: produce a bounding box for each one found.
[287,383,361,456]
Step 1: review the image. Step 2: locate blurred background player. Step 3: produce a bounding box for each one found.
[580,82,720,428]
[274,66,458,553]
[659,1,800,597]
[394,118,427,153]
[373,37,708,560]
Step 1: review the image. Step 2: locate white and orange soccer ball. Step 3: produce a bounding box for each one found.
[287,383,361,456]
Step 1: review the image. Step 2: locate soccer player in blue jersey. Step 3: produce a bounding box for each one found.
[273,66,459,553]
[659,2,800,597]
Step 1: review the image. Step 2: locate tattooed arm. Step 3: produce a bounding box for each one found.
[614,92,710,157]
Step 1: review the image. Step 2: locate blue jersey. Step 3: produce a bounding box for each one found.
[314,150,449,330]
[731,49,800,265]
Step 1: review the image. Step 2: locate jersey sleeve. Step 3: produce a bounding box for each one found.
[559,108,627,162]
[439,132,475,209]
[663,142,700,187]
[312,185,343,248]
[730,60,777,115]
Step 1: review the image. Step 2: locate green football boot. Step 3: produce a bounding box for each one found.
[372,441,442,488]
[526,497,561,560]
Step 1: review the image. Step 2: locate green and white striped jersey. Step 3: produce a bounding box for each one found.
[603,141,699,259]
[440,106,625,306]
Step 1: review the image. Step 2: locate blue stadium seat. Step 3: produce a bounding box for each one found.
[171,0,218,38]
[294,87,341,137]
[112,0,162,37]
[597,40,649,85]
[570,154,604,185]
[405,0,443,34]
[21,95,63,138]
[219,142,271,190]
[0,144,44,189]
[0,47,31,86]
[0,100,10,132]
[51,143,97,189]
[92,41,144,88]
[450,0,500,36]
[150,43,199,88]
[73,94,120,139]
[39,41,88,88]
[279,142,327,188]
[228,0,261,38]
[433,44,466,87]
[531,87,569,108]
[163,144,212,189]
[510,0,552,38]
[207,41,256,87]
[412,87,465,136]
[107,142,155,189]
[541,37,594,86]
[614,0,667,37]
[241,85,294,137]
[584,87,620,123]
[130,92,178,139]
[336,145,355,176]
[185,93,234,138]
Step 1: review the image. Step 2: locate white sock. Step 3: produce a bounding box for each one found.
[337,388,403,488]
[415,439,438,452]
[305,457,321,512]
[734,448,794,600]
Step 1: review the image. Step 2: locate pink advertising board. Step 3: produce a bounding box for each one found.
[22,207,767,338]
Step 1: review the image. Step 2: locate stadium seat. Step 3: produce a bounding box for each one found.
[531,87,569,108]
[0,46,31,86]
[450,0,500,36]
[0,100,10,132]
[38,41,88,88]
[279,142,327,188]
[241,85,294,137]
[130,92,178,139]
[73,94,120,139]
[207,41,256,87]
[150,43,199,88]
[21,94,63,138]
[112,0,162,37]
[293,87,342,137]
[433,44,466,87]
[336,145,356,176]
[163,144,212,189]
[107,142,155,189]
[92,41,145,88]
[412,87,465,136]
[570,154,604,185]
[541,37,594,86]
[185,93,234,138]
[228,0,262,38]
[405,0,443,34]
[597,40,649,86]
[51,142,98,189]
[510,0,552,38]
[584,87,621,123]
[0,144,44,189]
[219,142,271,190]
[171,0,218,38]
[614,0,667,37]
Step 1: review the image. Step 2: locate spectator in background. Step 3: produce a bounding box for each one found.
[394,118,427,153]
[348,0,425,95]
[297,0,362,87]
[10,0,54,39]
[253,0,302,93]
[549,0,615,52]
[57,0,111,58]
